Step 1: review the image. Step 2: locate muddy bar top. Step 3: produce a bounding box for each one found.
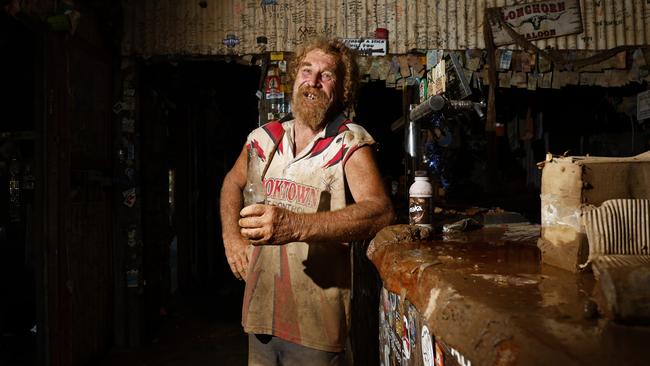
[367,224,649,366]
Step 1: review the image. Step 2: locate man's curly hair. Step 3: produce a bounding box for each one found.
[289,37,360,112]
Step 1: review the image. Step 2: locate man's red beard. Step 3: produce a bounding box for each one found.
[292,84,336,131]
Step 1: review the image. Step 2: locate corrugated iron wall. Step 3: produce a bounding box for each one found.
[122,0,650,56]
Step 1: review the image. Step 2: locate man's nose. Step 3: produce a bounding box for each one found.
[307,73,322,88]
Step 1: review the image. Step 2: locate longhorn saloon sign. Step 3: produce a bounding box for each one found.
[490,0,583,46]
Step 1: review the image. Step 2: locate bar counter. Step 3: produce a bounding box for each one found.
[366,224,649,366]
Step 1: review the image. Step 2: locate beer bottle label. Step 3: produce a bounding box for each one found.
[409,196,431,226]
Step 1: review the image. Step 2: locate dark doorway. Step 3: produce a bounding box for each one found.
[0,10,38,366]
[137,59,260,346]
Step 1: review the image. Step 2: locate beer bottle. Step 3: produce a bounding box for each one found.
[243,147,267,206]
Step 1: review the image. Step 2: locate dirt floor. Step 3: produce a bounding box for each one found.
[95,291,248,366]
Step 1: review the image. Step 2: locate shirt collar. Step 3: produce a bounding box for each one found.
[324,113,348,138]
[282,112,347,138]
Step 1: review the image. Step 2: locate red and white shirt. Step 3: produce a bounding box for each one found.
[242,115,375,352]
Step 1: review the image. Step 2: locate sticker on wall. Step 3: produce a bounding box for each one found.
[127,143,135,160]
[122,79,134,91]
[341,38,387,56]
[112,102,124,114]
[264,71,282,99]
[124,167,135,181]
[127,225,137,247]
[270,52,284,61]
[256,36,268,45]
[421,325,434,366]
[123,188,136,207]
[120,58,133,70]
[499,50,513,70]
[256,36,268,52]
[223,34,241,48]
[121,99,135,111]
[122,118,135,133]
[126,269,139,288]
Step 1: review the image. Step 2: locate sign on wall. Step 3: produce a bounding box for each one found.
[490,0,584,46]
[340,38,387,56]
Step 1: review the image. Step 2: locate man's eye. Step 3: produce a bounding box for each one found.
[322,72,333,81]
[301,69,311,76]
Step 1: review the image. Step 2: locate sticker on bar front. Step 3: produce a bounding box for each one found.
[402,315,411,360]
[408,304,417,351]
[383,343,390,366]
[390,292,397,311]
[450,347,471,366]
[382,288,389,312]
[421,325,434,366]
[435,341,445,366]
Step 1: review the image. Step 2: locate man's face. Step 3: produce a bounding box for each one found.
[291,49,340,131]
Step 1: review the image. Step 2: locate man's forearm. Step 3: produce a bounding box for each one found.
[296,199,394,243]
[220,174,245,243]
[220,170,252,280]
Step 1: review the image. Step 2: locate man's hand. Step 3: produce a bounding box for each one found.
[224,236,251,281]
[239,204,301,246]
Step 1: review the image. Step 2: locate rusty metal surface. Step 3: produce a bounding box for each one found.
[368,225,650,366]
[122,0,650,56]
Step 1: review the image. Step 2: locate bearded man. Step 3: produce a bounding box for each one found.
[220,37,394,365]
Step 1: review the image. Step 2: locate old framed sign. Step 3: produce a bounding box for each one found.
[490,0,583,46]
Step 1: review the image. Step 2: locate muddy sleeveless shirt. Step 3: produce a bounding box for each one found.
[242,115,375,352]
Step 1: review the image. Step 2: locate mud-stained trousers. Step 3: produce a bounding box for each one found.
[248,334,346,366]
